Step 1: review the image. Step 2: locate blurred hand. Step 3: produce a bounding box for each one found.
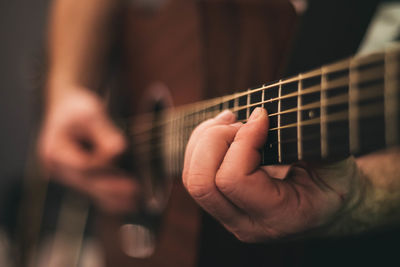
[183,108,362,242]
[38,87,139,214]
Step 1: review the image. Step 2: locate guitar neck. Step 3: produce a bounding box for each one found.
[131,45,400,176]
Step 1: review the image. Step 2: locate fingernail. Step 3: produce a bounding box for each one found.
[248,107,263,121]
[216,110,235,122]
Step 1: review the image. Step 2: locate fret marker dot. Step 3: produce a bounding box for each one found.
[308,110,315,118]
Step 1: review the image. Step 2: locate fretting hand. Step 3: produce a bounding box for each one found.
[182,108,364,242]
[38,87,139,214]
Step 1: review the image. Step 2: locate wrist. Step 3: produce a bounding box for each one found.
[317,157,400,237]
[307,157,371,237]
[324,168,372,236]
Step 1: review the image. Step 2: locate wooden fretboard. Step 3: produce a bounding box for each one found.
[130,44,400,177]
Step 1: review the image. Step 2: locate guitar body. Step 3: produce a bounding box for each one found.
[18,1,400,267]
[97,0,297,266]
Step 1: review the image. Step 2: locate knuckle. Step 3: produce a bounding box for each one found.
[186,173,213,200]
[215,163,244,194]
[215,172,235,194]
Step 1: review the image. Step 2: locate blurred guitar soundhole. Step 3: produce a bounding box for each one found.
[119,224,156,258]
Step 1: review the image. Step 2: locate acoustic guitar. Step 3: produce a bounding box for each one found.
[17,1,298,266]
[98,1,400,265]
[100,45,400,267]
[129,43,400,170]
[18,0,397,266]
[97,1,298,266]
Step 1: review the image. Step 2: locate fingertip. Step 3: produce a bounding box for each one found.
[248,107,268,123]
[244,108,269,134]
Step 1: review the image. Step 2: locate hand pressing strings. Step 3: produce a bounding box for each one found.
[182,108,362,242]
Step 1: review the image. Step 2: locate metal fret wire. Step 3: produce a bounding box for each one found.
[129,50,385,125]
[125,48,398,167]
[129,57,386,137]
[130,70,386,139]
[130,105,389,164]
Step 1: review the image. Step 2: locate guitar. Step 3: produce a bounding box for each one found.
[97,1,399,266]
[18,1,397,266]
[103,44,400,267]
[142,44,400,171]
[97,1,298,266]
[17,1,298,266]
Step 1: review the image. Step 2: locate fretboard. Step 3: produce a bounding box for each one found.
[130,44,400,177]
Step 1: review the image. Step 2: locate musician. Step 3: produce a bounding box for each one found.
[38,0,400,265]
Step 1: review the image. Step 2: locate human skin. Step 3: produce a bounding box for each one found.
[40,0,400,236]
[38,0,139,214]
[182,108,400,242]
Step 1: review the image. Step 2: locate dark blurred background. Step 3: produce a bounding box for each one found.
[0,0,49,240]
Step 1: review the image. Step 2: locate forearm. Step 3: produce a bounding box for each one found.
[356,148,400,230]
[46,0,123,103]
[324,148,400,236]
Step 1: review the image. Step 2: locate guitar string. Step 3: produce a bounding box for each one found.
[128,46,400,137]
[132,82,384,136]
[126,56,388,134]
[131,124,328,148]
[128,68,389,137]
[130,87,390,164]
[133,103,383,155]
[128,105,385,151]
[129,126,352,166]
[128,103,384,148]
[127,86,386,146]
[123,50,388,128]
[124,49,399,169]
[129,112,382,171]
